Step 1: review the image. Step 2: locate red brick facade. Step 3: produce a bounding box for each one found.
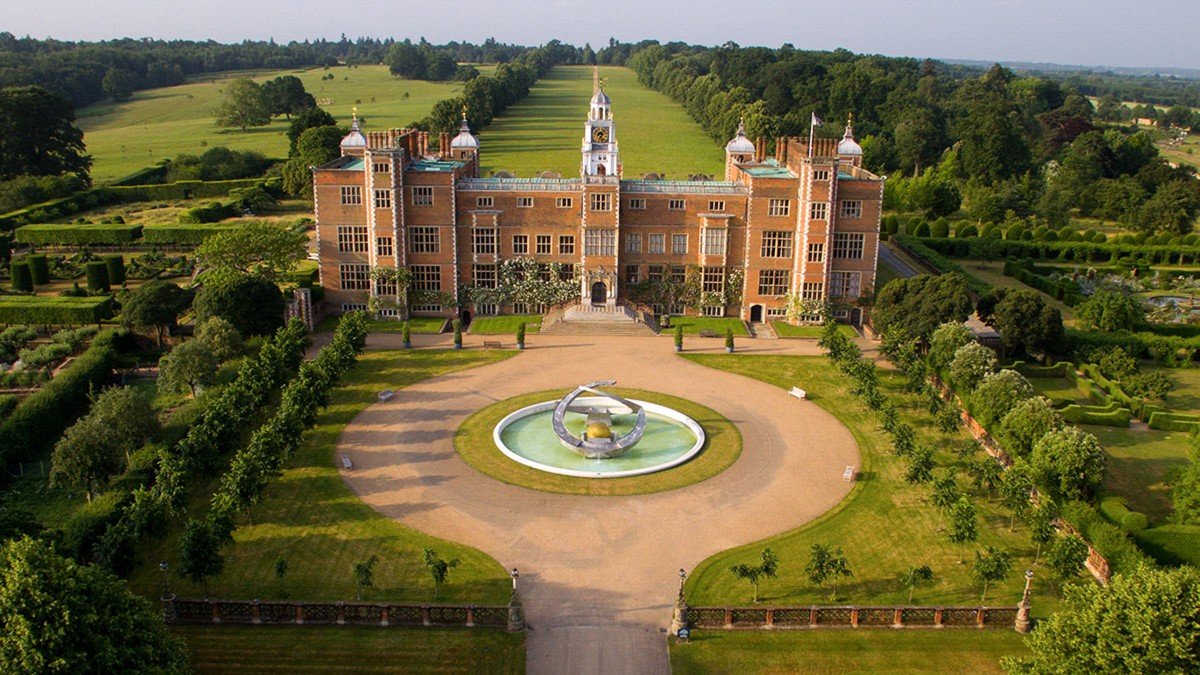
[314,96,883,324]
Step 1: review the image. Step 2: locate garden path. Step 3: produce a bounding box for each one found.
[335,333,860,674]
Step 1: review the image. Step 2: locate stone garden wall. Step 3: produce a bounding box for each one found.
[685,605,1018,630]
[164,596,511,629]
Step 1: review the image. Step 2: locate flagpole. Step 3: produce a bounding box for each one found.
[808,112,815,158]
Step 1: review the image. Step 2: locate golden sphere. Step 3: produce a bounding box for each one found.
[586,422,612,439]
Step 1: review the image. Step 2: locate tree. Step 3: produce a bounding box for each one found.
[1031,426,1106,500]
[948,342,997,393]
[195,222,307,285]
[1005,566,1200,673]
[422,548,460,600]
[728,547,779,603]
[195,317,243,363]
[873,273,973,342]
[900,564,934,603]
[805,543,852,601]
[86,386,158,461]
[928,322,975,372]
[101,68,136,102]
[1027,500,1058,563]
[261,75,314,118]
[904,445,935,484]
[274,556,288,597]
[178,519,225,596]
[972,546,1012,603]
[972,369,1036,428]
[119,280,191,347]
[49,418,123,501]
[353,554,378,600]
[1135,180,1200,235]
[969,455,1003,494]
[0,86,91,181]
[213,78,270,130]
[999,397,1062,461]
[293,125,343,166]
[999,462,1035,528]
[1075,290,1146,333]
[1172,443,1200,525]
[158,340,218,397]
[386,41,428,79]
[286,107,337,154]
[1093,346,1138,381]
[0,537,187,673]
[1045,535,1089,580]
[947,496,979,560]
[991,290,1063,358]
[931,470,960,509]
[193,275,285,337]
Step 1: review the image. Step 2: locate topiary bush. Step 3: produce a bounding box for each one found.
[9,260,32,292]
[85,260,110,293]
[955,223,979,238]
[103,255,126,285]
[930,218,950,238]
[27,254,50,285]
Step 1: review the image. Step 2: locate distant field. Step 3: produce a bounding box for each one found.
[78,65,477,182]
[480,66,724,178]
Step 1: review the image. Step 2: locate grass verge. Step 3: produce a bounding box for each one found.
[175,624,524,674]
[316,315,447,334]
[453,388,741,496]
[669,628,1027,674]
[666,316,749,337]
[772,322,858,339]
[468,315,542,335]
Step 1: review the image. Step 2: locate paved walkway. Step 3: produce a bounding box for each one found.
[336,334,860,674]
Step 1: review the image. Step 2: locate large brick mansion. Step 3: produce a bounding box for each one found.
[313,77,883,324]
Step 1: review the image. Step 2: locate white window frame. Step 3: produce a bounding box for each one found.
[768,198,790,217]
[340,186,362,206]
[373,189,392,209]
[760,231,793,258]
[625,233,642,253]
[410,226,440,254]
[512,234,529,255]
[648,233,665,254]
[411,186,433,206]
[703,228,727,256]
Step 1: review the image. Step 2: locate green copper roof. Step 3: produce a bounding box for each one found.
[410,159,465,172]
[741,159,795,178]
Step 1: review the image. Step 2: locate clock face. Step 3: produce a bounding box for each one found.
[592,126,609,143]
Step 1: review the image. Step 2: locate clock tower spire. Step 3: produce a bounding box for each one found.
[582,67,618,177]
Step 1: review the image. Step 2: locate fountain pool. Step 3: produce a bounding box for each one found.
[493,396,705,478]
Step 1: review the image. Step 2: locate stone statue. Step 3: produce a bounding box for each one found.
[552,380,647,459]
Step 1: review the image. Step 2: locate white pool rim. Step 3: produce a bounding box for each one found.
[492,397,706,478]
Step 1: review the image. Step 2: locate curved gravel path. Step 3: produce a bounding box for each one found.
[337,334,859,674]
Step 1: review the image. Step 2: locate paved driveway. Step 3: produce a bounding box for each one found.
[337,334,860,674]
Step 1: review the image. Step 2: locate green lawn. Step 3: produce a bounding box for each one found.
[316,315,447,334]
[1149,366,1200,415]
[875,256,902,294]
[468,315,542,335]
[127,350,517,605]
[951,260,1076,323]
[79,65,479,182]
[174,625,524,674]
[454,388,741,496]
[1085,424,1191,523]
[772,322,858,339]
[666,317,749,337]
[1028,375,1100,407]
[480,66,723,178]
[680,354,1067,610]
[670,629,1027,674]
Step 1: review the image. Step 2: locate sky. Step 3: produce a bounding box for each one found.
[5,0,1199,70]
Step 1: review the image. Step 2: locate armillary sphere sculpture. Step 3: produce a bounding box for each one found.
[552,380,647,459]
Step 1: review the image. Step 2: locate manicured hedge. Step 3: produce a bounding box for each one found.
[85,261,110,293]
[103,255,126,285]
[0,295,114,325]
[0,329,123,464]
[913,235,1200,266]
[0,394,17,420]
[1099,496,1149,532]
[27,254,50,285]
[1147,411,1200,433]
[1002,258,1085,306]
[889,234,992,295]
[178,201,237,224]
[1065,328,1200,362]
[9,261,32,292]
[1008,360,1073,378]
[141,223,237,245]
[0,179,266,232]
[1061,500,1153,574]
[15,224,143,246]
[1061,403,1132,427]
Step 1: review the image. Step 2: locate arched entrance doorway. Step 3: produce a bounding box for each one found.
[590,281,607,305]
[749,304,764,323]
[459,309,472,328]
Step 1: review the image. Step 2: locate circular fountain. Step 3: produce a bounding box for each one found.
[493,381,705,478]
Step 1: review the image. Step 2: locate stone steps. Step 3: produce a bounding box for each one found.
[539,320,658,336]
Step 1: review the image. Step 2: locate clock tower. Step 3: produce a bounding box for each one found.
[582,67,618,177]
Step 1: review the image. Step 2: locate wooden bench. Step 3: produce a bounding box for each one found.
[699,329,717,338]
[482,340,503,349]
[789,387,807,400]
[340,454,353,470]
[377,389,395,403]
[843,465,856,482]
